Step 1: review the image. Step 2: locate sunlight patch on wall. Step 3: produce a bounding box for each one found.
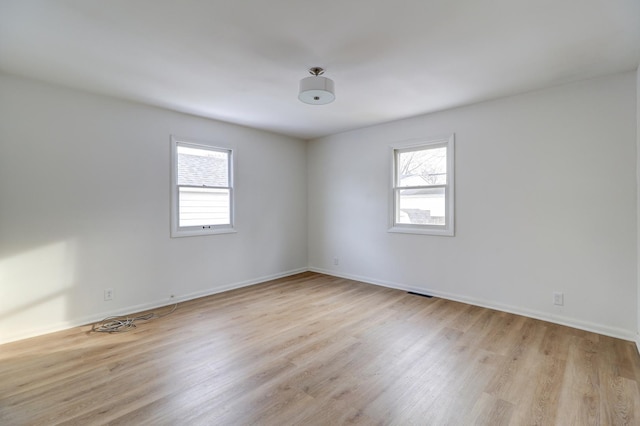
[0,240,77,330]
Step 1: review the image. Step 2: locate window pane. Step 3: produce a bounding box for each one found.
[397,146,446,187]
[179,187,230,227]
[177,145,229,187]
[396,187,445,225]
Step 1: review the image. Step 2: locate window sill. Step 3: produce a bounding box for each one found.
[388,225,454,237]
[171,227,237,238]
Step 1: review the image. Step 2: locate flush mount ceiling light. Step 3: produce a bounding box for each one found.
[298,67,335,105]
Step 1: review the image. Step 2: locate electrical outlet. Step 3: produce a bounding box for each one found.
[104,288,114,301]
[553,292,564,306]
[333,257,339,266]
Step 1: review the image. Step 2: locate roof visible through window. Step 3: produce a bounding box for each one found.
[177,146,228,187]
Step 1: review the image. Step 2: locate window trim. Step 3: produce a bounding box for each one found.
[170,136,236,238]
[388,134,455,236]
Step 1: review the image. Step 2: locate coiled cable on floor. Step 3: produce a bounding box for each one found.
[91,303,178,333]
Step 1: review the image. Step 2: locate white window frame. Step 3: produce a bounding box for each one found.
[389,134,455,236]
[170,136,236,237]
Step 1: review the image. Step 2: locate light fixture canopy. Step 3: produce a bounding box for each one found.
[298,67,335,105]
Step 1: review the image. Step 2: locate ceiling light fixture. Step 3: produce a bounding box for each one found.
[298,67,335,105]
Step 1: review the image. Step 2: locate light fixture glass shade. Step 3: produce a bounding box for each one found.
[298,75,335,105]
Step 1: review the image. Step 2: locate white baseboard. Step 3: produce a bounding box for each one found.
[309,267,637,343]
[0,267,309,345]
[4,266,635,347]
[169,267,309,306]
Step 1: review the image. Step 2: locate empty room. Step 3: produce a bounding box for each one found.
[1,1,640,424]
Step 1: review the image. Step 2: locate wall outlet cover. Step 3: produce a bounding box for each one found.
[553,292,564,306]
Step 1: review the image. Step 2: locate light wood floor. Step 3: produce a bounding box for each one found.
[2,272,640,425]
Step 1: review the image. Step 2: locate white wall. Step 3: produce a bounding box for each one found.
[308,72,637,339]
[637,65,640,350]
[0,72,308,344]
[2,70,637,344]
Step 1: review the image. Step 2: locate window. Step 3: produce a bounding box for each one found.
[171,136,235,237]
[390,135,454,236]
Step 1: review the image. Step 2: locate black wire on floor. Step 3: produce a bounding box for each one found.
[91,303,178,333]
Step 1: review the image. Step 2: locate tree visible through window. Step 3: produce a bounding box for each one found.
[171,137,234,237]
[390,135,454,236]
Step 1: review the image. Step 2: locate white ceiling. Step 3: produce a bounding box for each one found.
[1,1,638,140]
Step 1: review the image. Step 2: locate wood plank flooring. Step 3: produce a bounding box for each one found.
[1,272,639,425]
